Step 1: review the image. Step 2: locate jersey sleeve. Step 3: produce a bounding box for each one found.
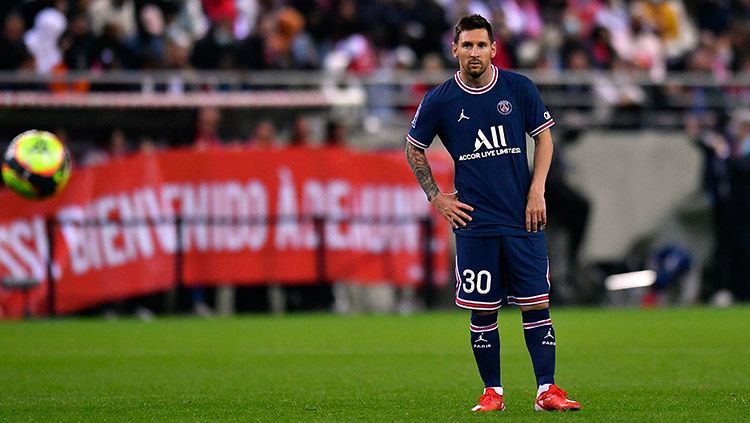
[406,91,439,149]
[523,77,555,137]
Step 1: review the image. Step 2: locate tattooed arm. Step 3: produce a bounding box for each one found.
[405,142,440,201]
[406,143,473,228]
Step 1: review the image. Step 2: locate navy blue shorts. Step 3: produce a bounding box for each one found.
[454,234,550,310]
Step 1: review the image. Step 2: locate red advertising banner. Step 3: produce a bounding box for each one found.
[0,147,454,318]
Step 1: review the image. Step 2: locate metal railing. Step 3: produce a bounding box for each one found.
[0,69,747,129]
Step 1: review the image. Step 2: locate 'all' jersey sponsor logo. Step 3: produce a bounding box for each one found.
[459,125,521,161]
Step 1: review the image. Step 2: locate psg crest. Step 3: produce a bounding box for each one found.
[497,100,512,115]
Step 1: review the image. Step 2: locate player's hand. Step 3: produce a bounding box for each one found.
[525,187,546,233]
[430,192,473,229]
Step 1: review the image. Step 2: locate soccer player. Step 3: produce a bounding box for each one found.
[405,14,580,412]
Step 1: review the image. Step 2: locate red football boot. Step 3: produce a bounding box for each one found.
[471,388,505,412]
[534,384,581,411]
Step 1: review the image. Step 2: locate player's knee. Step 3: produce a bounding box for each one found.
[519,302,549,312]
[470,310,498,326]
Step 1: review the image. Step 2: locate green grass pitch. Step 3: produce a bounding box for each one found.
[1,307,748,422]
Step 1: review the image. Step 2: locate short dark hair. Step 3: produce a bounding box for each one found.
[453,14,493,43]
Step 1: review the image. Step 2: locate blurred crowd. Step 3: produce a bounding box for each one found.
[76,109,347,167]
[0,0,749,79]
[2,0,750,309]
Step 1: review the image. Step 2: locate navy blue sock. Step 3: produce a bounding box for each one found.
[522,308,555,386]
[470,311,501,388]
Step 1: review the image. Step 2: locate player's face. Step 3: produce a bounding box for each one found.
[452,29,496,79]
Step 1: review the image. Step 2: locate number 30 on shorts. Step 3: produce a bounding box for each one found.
[462,269,492,294]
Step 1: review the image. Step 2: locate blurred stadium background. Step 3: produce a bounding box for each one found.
[1,0,750,319]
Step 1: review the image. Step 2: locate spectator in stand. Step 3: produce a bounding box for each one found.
[499,0,543,39]
[680,39,730,115]
[89,0,136,38]
[688,0,731,36]
[288,116,313,147]
[325,32,378,75]
[328,0,364,41]
[367,45,417,120]
[234,12,274,70]
[278,7,318,69]
[593,56,647,127]
[627,16,666,81]
[138,135,159,154]
[632,0,696,64]
[193,106,223,150]
[558,9,592,70]
[687,112,735,306]
[441,0,491,26]
[488,8,518,69]
[168,0,208,43]
[545,129,591,299]
[558,44,596,126]
[565,0,603,39]
[248,120,278,148]
[123,3,165,69]
[163,30,192,71]
[83,127,130,166]
[237,7,309,70]
[727,112,750,302]
[91,21,129,71]
[725,56,750,105]
[324,119,347,147]
[732,112,750,164]
[589,25,615,69]
[408,52,446,117]
[62,11,96,70]
[595,0,632,61]
[0,12,33,70]
[24,5,67,74]
[698,31,732,80]
[190,1,236,69]
[161,32,193,93]
[0,2,19,27]
[366,0,448,60]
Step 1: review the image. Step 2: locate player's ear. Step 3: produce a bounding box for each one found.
[491,41,497,59]
[452,42,458,58]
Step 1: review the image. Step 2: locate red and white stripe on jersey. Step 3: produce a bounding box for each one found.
[509,260,551,306]
[456,297,502,310]
[529,119,555,137]
[523,319,552,330]
[406,133,429,149]
[470,321,499,333]
[507,293,549,306]
[454,65,498,95]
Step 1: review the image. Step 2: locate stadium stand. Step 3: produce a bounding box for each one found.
[1,0,749,315]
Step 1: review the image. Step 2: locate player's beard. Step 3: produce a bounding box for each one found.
[464,60,489,80]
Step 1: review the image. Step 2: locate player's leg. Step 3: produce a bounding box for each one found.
[468,310,504,411]
[455,235,505,412]
[504,234,580,411]
[519,302,556,389]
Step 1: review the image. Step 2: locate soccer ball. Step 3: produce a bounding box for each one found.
[2,130,72,199]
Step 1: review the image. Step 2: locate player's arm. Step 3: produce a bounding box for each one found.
[527,128,554,233]
[405,143,473,229]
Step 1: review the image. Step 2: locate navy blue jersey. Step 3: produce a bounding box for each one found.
[407,65,554,237]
